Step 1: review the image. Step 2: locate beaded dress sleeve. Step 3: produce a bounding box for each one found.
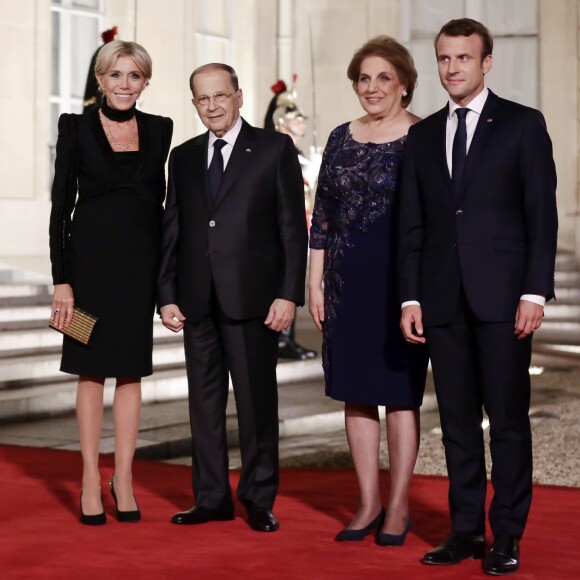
[49,113,78,285]
[309,125,346,250]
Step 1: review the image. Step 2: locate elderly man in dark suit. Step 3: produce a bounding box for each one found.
[158,63,307,532]
[399,19,558,575]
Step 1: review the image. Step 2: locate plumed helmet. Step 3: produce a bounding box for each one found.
[101,26,118,44]
[264,76,307,131]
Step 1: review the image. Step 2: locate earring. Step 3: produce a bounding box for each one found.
[402,89,408,97]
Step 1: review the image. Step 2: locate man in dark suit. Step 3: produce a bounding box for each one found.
[158,63,307,532]
[399,19,558,575]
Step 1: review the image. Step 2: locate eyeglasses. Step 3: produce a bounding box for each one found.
[194,91,237,107]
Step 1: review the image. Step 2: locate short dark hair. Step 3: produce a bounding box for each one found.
[346,36,417,108]
[434,18,493,61]
[189,63,239,95]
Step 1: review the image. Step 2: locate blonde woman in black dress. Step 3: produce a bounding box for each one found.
[49,41,172,525]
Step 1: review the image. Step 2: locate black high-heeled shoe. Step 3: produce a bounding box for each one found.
[80,490,106,526]
[335,508,386,542]
[375,516,412,546]
[109,476,141,523]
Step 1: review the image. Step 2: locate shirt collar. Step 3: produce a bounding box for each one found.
[447,87,489,119]
[208,116,243,148]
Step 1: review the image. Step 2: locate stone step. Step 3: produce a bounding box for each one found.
[0,283,52,305]
[531,344,580,367]
[0,319,181,358]
[543,302,580,320]
[534,321,580,344]
[0,341,187,389]
[555,252,580,271]
[555,269,580,288]
[0,263,51,285]
[0,358,324,422]
[0,305,168,332]
[553,286,580,303]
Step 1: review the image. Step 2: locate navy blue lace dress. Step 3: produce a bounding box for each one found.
[310,123,428,407]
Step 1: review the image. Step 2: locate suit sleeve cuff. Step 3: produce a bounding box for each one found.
[401,300,421,310]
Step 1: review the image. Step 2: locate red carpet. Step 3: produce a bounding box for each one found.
[1,444,578,579]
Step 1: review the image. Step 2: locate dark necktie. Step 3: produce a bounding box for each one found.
[452,108,469,187]
[208,139,227,201]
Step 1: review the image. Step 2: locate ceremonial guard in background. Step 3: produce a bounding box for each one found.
[264,79,321,360]
[82,26,118,113]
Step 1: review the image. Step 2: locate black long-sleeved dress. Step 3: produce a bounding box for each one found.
[49,110,173,377]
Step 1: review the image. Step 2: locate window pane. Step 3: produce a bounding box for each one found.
[201,0,229,36]
[407,39,449,117]
[73,0,100,8]
[51,11,60,95]
[197,37,229,65]
[483,0,538,35]
[71,15,100,98]
[51,103,60,147]
[410,0,463,38]
[487,37,538,108]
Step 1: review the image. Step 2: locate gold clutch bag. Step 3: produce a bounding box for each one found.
[49,307,99,345]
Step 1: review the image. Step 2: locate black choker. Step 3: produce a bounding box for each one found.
[101,98,136,122]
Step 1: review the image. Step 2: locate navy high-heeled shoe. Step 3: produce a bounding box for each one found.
[375,516,412,546]
[335,508,386,542]
[80,489,106,526]
[109,476,141,523]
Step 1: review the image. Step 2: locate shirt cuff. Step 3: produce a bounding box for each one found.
[520,294,546,307]
[401,300,420,310]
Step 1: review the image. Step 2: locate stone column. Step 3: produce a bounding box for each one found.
[539,0,578,256]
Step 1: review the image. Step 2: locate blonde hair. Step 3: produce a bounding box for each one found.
[95,40,152,79]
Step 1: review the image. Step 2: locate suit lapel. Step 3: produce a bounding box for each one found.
[434,106,452,190]
[456,91,500,201]
[189,132,211,211]
[213,119,257,210]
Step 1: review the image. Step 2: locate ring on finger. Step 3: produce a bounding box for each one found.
[54,308,60,314]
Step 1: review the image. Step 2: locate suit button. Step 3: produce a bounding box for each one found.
[209,220,216,227]
[455,209,464,216]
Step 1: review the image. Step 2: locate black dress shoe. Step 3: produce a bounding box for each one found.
[109,476,141,523]
[422,532,486,565]
[171,505,235,525]
[278,337,317,360]
[483,535,520,575]
[335,508,385,541]
[80,490,106,526]
[375,516,412,547]
[247,508,279,532]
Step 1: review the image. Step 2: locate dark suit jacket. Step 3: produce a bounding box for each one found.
[158,118,308,322]
[399,91,558,326]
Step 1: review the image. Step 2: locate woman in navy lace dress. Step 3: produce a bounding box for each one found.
[309,37,428,546]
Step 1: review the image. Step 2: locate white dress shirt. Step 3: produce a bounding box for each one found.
[207,115,243,169]
[402,87,545,310]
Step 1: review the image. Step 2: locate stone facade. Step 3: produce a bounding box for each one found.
[0,0,577,272]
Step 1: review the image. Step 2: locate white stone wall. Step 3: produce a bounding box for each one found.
[0,0,578,268]
[0,2,51,268]
[539,0,578,255]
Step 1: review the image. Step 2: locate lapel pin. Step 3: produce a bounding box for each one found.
[487,118,493,123]
[245,148,252,152]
